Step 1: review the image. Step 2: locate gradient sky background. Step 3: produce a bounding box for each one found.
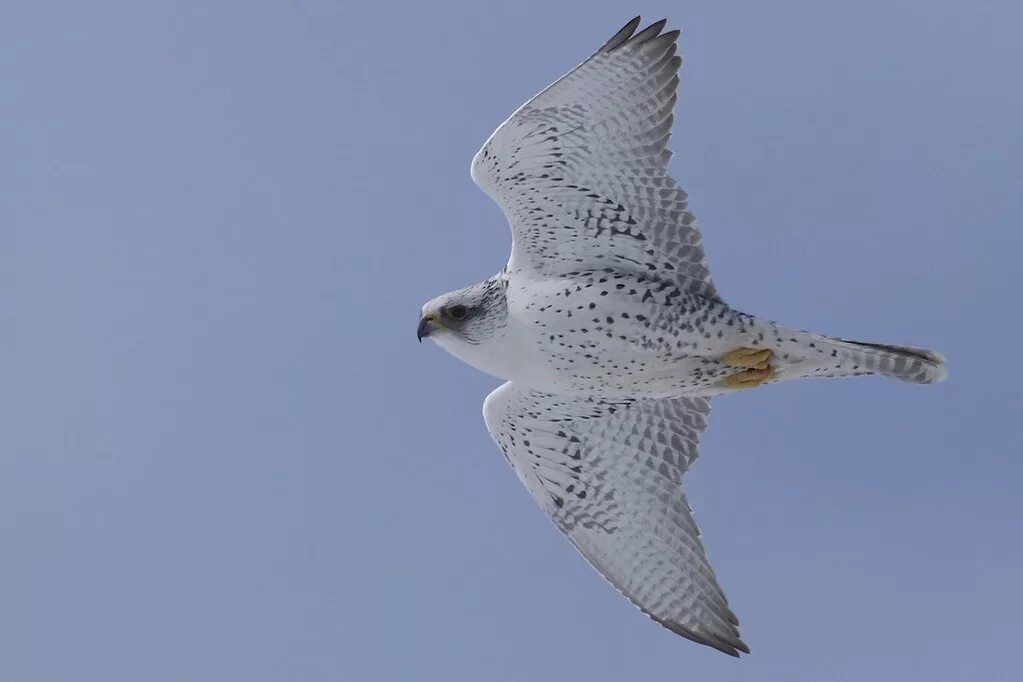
[3,1,1022,680]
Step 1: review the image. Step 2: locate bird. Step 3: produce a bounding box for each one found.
[417,17,946,657]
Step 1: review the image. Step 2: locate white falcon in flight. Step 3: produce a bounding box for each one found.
[417,17,946,656]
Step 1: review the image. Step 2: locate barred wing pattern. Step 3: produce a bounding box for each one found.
[471,18,720,301]
[483,383,748,656]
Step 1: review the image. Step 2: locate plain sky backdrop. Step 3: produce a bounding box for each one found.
[3,1,1021,680]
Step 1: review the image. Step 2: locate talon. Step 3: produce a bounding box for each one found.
[721,346,773,370]
[722,366,775,389]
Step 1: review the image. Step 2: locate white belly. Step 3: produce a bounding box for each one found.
[491,273,759,398]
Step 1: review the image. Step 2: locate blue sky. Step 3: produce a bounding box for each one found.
[3,1,1021,680]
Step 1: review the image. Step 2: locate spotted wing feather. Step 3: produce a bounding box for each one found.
[483,382,748,656]
[471,17,720,301]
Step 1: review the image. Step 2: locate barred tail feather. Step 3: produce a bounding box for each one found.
[816,336,948,385]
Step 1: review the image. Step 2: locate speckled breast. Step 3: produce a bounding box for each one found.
[506,271,756,398]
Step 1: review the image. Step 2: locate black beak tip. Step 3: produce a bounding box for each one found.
[417,317,430,343]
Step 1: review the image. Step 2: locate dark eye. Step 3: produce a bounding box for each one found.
[446,305,468,321]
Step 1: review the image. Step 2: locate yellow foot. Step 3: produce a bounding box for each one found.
[721,346,774,370]
[722,366,776,390]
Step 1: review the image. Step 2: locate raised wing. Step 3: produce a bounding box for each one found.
[471,17,720,302]
[483,382,748,656]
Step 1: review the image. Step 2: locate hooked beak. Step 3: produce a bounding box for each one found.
[417,315,440,342]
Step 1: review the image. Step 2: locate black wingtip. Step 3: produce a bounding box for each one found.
[652,615,751,658]
[602,18,682,56]
[632,18,668,44]
[600,16,642,52]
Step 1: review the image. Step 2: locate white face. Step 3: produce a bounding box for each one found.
[418,289,485,346]
[417,280,514,377]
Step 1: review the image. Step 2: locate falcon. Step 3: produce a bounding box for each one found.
[417,17,946,656]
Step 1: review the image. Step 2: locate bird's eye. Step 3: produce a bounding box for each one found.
[446,305,468,321]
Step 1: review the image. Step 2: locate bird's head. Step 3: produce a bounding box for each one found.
[417,277,508,350]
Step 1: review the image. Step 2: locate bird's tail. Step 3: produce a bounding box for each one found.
[772,330,948,385]
[825,337,947,384]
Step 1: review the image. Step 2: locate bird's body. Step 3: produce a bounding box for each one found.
[418,17,945,657]
[433,270,751,397]
[433,269,943,399]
